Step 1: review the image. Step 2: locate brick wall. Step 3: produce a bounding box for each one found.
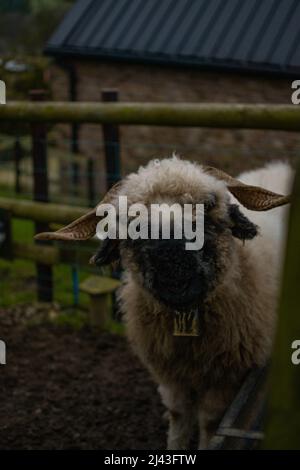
[48,59,300,199]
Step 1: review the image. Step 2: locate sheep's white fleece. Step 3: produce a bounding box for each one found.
[232,162,293,270]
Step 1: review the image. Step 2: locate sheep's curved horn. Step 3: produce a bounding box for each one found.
[34,180,123,241]
[34,208,98,241]
[203,166,291,211]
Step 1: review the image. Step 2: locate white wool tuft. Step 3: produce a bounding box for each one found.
[233,161,293,268]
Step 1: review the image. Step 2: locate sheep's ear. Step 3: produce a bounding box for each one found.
[89,239,120,266]
[228,204,258,240]
[203,166,291,211]
[34,181,123,241]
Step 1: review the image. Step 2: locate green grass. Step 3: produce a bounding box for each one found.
[0,245,91,309]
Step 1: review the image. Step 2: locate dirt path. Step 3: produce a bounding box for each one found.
[0,312,166,449]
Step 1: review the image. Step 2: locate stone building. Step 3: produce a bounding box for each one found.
[45,0,300,200]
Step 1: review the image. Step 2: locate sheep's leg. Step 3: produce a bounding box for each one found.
[158,384,196,450]
[198,410,213,449]
[197,391,231,449]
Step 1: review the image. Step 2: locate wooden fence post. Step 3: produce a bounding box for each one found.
[30,89,53,302]
[101,89,121,318]
[14,137,23,194]
[87,158,95,206]
[101,89,121,189]
[0,208,12,260]
[263,161,300,449]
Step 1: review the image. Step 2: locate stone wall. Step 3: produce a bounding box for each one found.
[48,59,300,199]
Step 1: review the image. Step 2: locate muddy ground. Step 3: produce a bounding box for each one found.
[0,307,167,450]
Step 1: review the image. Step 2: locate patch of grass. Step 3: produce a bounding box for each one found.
[0,255,91,308]
[52,308,88,330]
[0,191,88,306]
[51,309,125,335]
[108,319,125,335]
[0,258,36,305]
[0,211,88,307]
[13,217,34,241]
[0,183,32,199]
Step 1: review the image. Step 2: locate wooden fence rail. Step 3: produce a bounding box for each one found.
[1,102,300,130]
[0,197,96,266]
[0,197,88,225]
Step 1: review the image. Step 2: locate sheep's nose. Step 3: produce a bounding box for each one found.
[147,239,197,280]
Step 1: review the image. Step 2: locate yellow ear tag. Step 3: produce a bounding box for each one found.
[173,309,199,336]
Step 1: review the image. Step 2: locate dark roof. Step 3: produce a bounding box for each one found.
[45,0,300,75]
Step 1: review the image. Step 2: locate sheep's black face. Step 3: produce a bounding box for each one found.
[93,201,258,310]
[121,205,258,309]
[124,225,219,310]
[137,240,215,309]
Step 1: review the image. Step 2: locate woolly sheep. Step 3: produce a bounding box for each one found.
[35,157,293,449]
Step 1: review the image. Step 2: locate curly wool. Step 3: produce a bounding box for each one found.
[116,156,293,449]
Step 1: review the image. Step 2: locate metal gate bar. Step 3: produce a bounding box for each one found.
[208,367,268,450]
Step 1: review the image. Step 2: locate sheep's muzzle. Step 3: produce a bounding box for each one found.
[130,238,215,311]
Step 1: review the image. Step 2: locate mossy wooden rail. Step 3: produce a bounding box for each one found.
[1,102,300,130]
[0,197,88,225]
[0,197,96,266]
[263,158,300,449]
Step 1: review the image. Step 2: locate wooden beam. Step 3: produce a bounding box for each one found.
[0,197,88,225]
[11,241,95,266]
[13,242,60,265]
[263,160,300,449]
[0,197,98,266]
[1,102,300,131]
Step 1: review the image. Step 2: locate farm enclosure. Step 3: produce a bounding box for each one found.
[0,100,300,449]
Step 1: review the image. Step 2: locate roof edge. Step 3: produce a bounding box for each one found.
[44,46,300,79]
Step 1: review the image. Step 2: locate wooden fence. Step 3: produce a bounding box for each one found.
[0,196,93,265]
[263,158,300,449]
[1,98,298,302]
[0,100,300,448]
[1,101,300,130]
